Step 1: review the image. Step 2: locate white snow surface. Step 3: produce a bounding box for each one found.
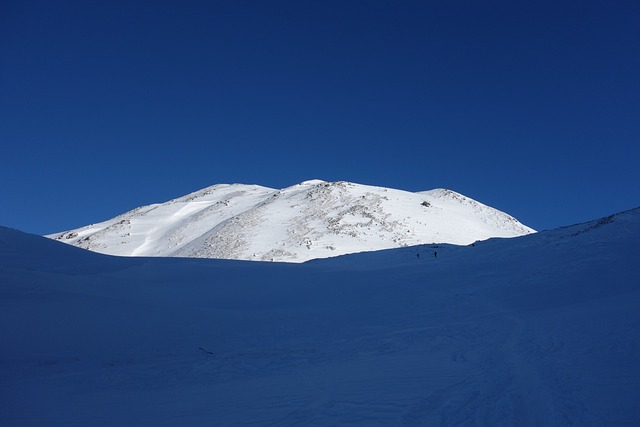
[2,208,640,425]
[47,180,534,262]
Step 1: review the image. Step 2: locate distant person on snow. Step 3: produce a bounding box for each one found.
[434,251,437,258]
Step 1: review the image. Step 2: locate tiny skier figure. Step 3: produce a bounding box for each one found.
[434,251,437,258]
[416,253,420,259]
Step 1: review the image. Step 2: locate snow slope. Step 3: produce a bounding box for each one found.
[2,208,640,425]
[47,180,534,262]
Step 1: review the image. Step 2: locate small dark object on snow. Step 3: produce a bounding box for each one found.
[199,347,214,355]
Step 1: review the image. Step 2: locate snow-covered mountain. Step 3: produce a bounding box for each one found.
[47,180,534,262]
[2,208,639,425]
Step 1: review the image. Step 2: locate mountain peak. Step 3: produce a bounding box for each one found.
[48,181,535,262]
[297,179,327,186]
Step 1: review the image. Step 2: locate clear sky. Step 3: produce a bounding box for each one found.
[1,0,639,235]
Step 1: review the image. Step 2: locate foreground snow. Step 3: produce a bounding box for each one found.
[1,208,639,425]
[47,180,534,262]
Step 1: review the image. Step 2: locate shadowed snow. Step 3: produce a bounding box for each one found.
[1,208,638,425]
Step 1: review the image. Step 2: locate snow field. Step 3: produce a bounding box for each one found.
[2,208,639,425]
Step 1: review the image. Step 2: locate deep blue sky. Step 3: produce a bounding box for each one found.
[2,0,639,235]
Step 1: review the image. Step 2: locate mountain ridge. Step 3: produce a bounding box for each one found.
[47,180,534,262]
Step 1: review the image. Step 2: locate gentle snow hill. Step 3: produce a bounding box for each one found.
[47,180,534,262]
[1,208,640,425]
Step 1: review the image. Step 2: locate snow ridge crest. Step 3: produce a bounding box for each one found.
[48,180,535,262]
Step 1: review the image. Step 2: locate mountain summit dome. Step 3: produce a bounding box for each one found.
[48,180,534,262]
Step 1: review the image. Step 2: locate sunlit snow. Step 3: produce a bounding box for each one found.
[47,180,534,262]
